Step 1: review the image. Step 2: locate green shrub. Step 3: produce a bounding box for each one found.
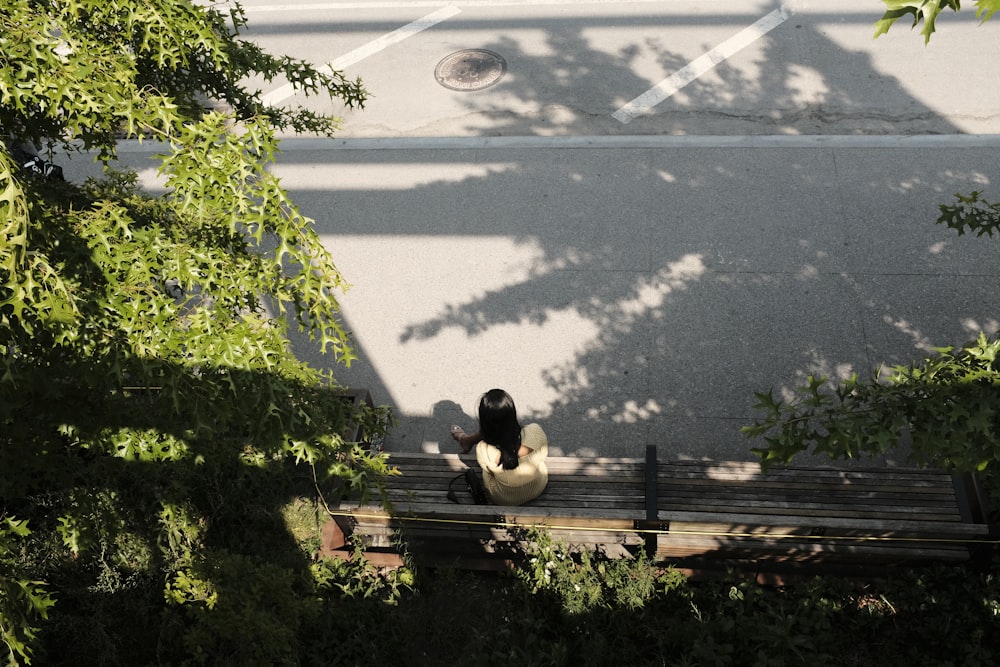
[511,527,667,615]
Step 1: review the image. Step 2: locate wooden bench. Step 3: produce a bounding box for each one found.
[324,451,649,569]
[324,446,995,577]
[651,459,994,576]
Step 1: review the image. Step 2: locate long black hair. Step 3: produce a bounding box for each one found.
[478,389,522,470]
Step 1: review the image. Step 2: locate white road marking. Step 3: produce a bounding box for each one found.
[260,5,462,106]
[612,7,792,124]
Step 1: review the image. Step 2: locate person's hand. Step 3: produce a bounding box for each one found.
[450,425,472,453]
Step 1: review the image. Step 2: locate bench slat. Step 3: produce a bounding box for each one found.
[659,511,990,537]
[329,448,993,571]
[655,534,970,562]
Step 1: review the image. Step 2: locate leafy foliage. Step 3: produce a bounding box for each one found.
[299,529,1000,667]
[0,519,55,666]
[0,1,389,663]
[745,191,1000,473]
[875,0,999,42]
[743,333,1000,472]
[0,0,366,155]
[938,191,1000,238]
[511,527,663,615]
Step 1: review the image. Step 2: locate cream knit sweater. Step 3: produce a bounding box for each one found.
[475,423,548,506]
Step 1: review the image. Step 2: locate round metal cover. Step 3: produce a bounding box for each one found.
[435,49,506,91]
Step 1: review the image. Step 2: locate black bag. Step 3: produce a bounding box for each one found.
[448,467,490,505]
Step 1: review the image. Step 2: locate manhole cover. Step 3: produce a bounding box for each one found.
[435,49,506,91]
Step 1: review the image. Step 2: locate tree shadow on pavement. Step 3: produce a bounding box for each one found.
[284,7,999,462]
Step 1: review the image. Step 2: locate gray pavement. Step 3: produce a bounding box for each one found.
[268,137,1000,462]
[240,0,1000,137]
[60,0,1000,462]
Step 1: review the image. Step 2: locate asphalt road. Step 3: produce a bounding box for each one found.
[274,137,1000,461]
[69,1,1000,461]
[240,0,1000,137]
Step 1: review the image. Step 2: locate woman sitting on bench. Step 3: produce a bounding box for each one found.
[451,389,549,505]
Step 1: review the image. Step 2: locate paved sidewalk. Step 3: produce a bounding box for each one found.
[58,134,1000,462]
[268,136,1000,462]
[54,1,1000,464]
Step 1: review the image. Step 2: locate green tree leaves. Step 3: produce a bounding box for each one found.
[875,1,999,42]
[1,519,56,665]
[1,1,383,662]
[0,0,366,154]
[745,188,1000,473]
[744,334,1000,472]
[975,0,1000,21]
[875,1,963,42]
[937,191,1000,237]
[157,113,354,360]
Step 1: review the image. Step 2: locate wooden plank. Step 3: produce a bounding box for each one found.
[655,532,973,554]
[387,452,646,472]
[386,473,645,491]
[659,459,958,479]
[397,530,644,549]
[657,490,962,509]
[658,473,957,490]
[658,478,956,495]
[656,499,960,516]
[339,499,643,522]
[379,475,644,489]
[344,519,645,550]
[379,489,645,505]
[655,533,972,558]
[375,486,644,502]
[644,445,658,558]
[659,510,990,536]
[658,473,957,499]
[656,499,961,522]
[655,534,971,563]
[656,495,961,516]
[404,505,641,524]
[334,450,992,571]
[658,516,976,538]
[350,512,641,532]
[656,489,961,508]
